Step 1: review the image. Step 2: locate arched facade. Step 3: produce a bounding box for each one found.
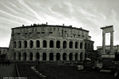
[8,24,94,62]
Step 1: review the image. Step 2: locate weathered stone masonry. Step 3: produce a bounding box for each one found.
[8,24,94,62]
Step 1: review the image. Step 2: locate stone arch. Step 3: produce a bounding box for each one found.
[56,41,60,48]
[23,52,27,61]
[69,41,73,48]
[18,52,21,61]
[49,53,54,61]
[36,40,40,48]
[13,41,16,48]
[80,52,83,61]
[29,52,33,61]
[63,53,67,61]
[75,53,78,61]
[56,53,60,60]
[24,41,27,48]
[43,53,47,61]
[43,40,47,48]
[18,41,21,48]
[75,42,78,48]
[13,52,16,60]
[36,52,40,60]
[63,41,67,49]
[69,53,73,61]
[49,40,54,48]
[30,40,33,48]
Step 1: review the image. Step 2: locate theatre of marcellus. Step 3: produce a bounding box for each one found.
[8,23,94,62]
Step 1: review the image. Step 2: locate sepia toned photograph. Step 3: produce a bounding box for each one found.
[0,0,119,79]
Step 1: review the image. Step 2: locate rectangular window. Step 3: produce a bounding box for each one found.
[37,32,40,34]
[25,33,28,35]
[17,33,20,35]
[49,32,53,34]
[41,32,45,34]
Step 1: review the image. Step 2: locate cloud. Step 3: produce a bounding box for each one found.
[17,0,44,22]
[0,0,119,49]
[0,10,32,24]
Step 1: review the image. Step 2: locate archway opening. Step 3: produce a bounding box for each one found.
[30,40,33,48]
[80,52,83,61]
[80,42,83,49]
[18,41,21,48]
[30,53,33,61]
[43,53,47,61]
[24,41,27,48]
[18,52,21,61]
[49,53,54,61]
[63,41,67,49]
[23,53,27,61]
[13,41,16,48]
[69,41,73,48]
[63,53,67,61]
[43,40,47,48]
[36,52,40,60]
[75,53,78,61]
[13,52,16,60]
[69,53,73,61]
[56,41,60,48]
[50,40,54,48]
[56,53,60,61]
[75,42,78,48]
[36,40,40,48]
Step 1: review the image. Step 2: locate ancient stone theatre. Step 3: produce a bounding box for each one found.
[8,23,94,62]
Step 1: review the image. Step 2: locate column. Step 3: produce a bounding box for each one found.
[27,53,29,61]
[61,41,63,49]
[47,53,49,61]
[81,41,84,50]
[33,53,36,61]
[47,40,49,49]
[16,53,18,61]
[54,53,56,61]
[22,40,24,48]
[54,40,56,48]
[21,53,23,61]
[78,53,80,61]
[73,41,75,49]
[27,40,30,48]
[33,40,36,48]
[110,32,113,54]
[102,31,105,54]
[67,53,69,61]
[40,53,42,61]
[60,53,63,61]
[73,53,75,61]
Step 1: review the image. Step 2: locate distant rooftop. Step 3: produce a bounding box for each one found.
[101,25,113,29]
[0,47,9,49]
[12,23,89,32]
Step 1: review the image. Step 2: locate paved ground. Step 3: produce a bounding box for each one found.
[0,62,117,79]
[36,63,115,79]
[0,64,16,77]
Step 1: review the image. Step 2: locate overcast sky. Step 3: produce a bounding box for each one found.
[0,0,119,49]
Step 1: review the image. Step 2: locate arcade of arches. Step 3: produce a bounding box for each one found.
[13,52,83,61]
[13,40,88,49]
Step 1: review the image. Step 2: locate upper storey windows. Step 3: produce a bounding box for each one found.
[12,26,89,40]
[43,40,47,48]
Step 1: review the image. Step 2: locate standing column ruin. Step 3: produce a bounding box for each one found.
[101,25,114,58]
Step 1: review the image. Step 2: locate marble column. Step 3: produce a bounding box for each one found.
[110,32,113,54]
[102,31,105,54]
